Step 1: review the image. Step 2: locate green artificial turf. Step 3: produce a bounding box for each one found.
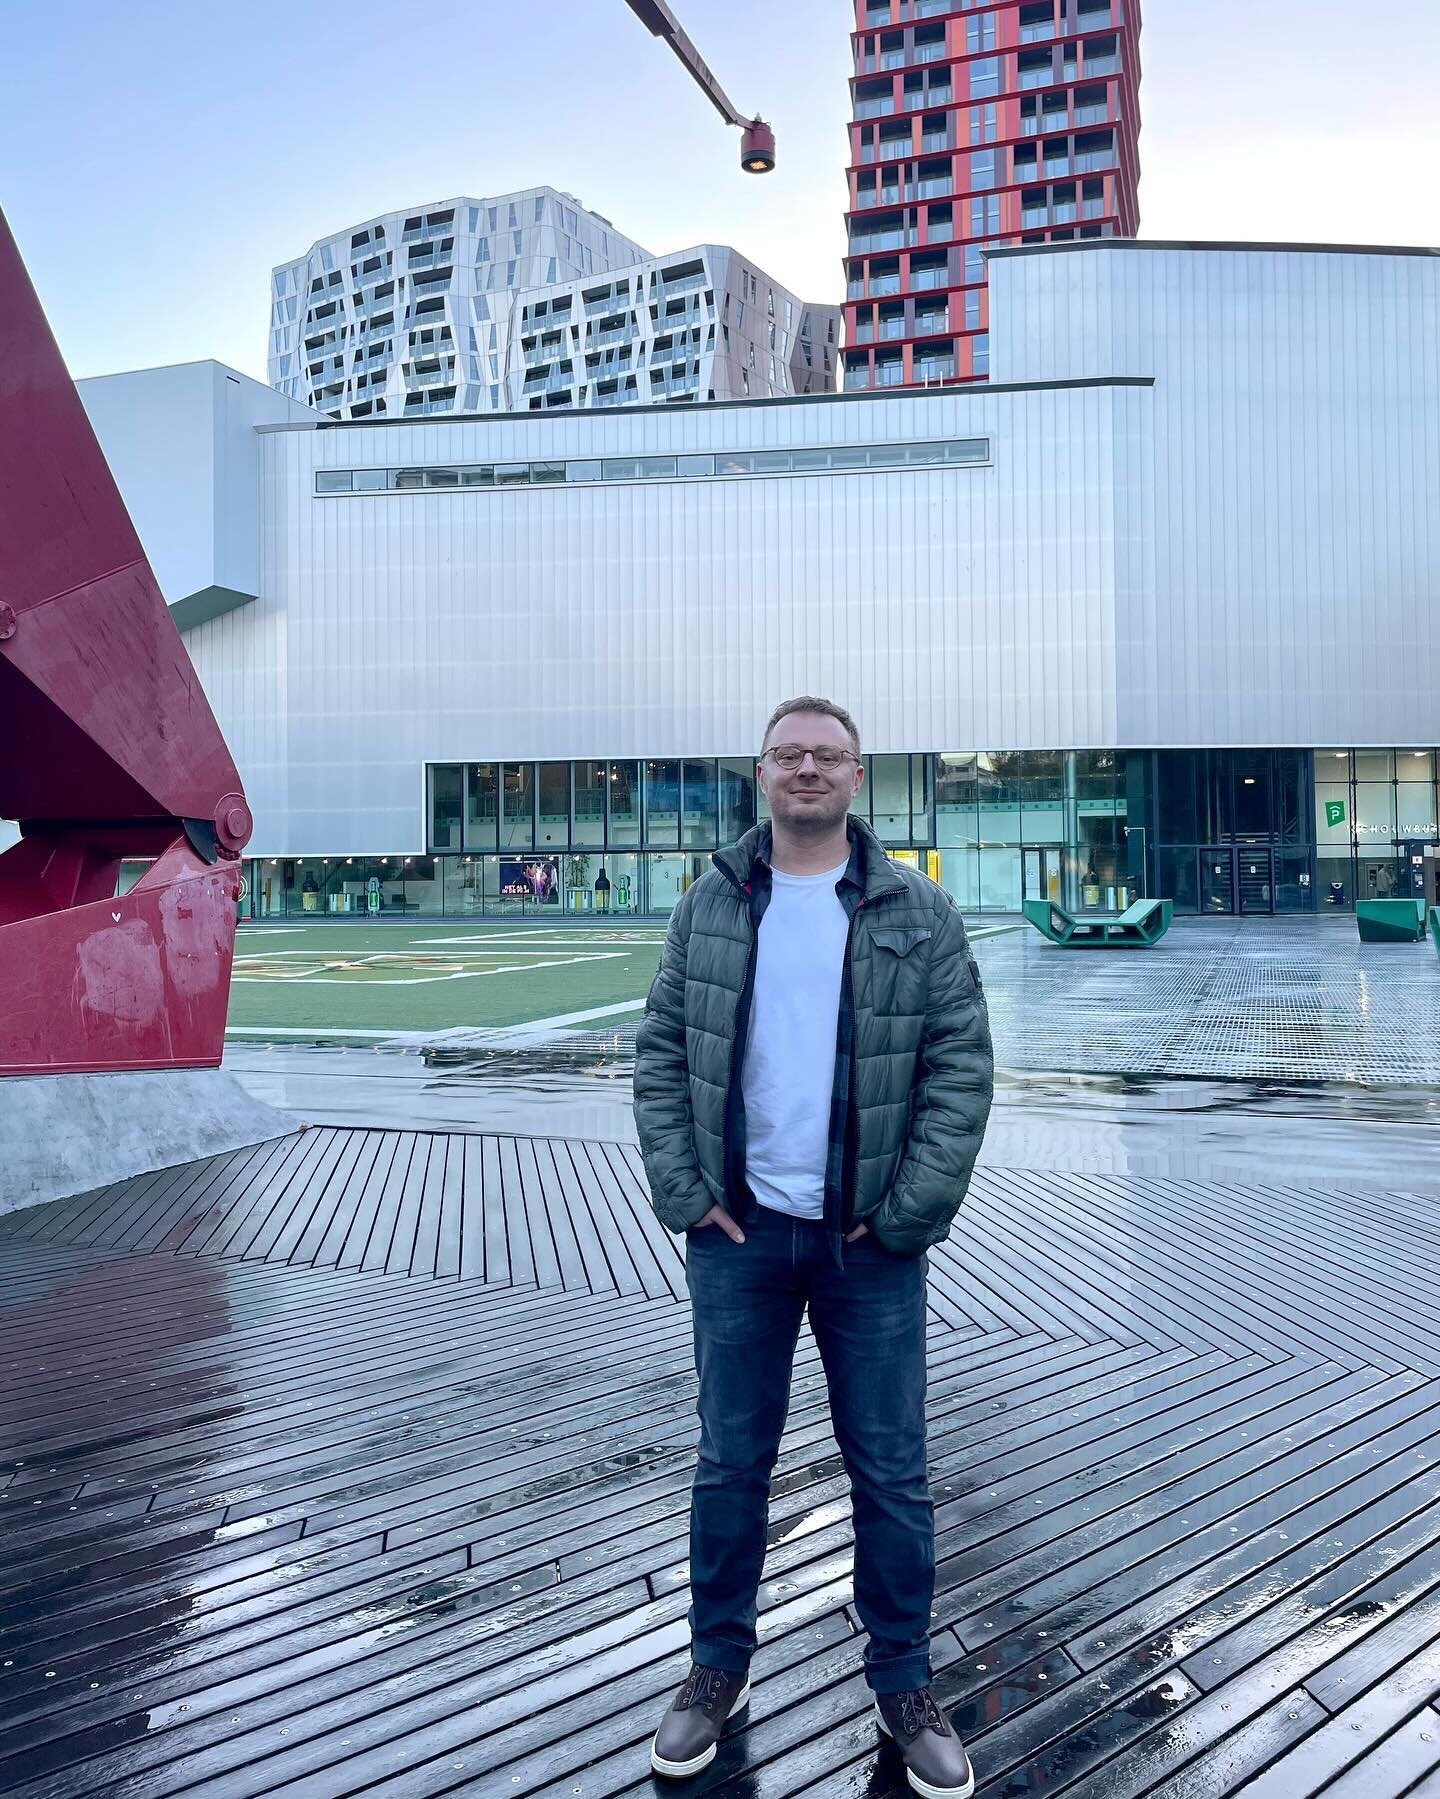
[227,922,666,1036]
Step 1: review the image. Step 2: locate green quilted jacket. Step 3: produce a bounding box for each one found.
[633,818,994,1259]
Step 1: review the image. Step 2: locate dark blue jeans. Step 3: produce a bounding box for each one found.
[684,1201,934,1693]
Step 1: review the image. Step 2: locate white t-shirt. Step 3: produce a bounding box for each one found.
[741,857,851,1220]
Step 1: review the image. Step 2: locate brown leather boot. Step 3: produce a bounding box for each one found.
[650,1661,752,1778]
[875,1686,976,1797]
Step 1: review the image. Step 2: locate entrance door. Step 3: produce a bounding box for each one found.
[1200,848,1235,914]
[1022,847,1063,905]
[1237,848,1274,914]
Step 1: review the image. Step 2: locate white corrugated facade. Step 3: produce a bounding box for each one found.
[88,241,1440,916]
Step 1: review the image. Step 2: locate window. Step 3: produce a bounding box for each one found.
[608,761,641,845]
[314,437,992,496]
[969,56,999,96]
[500,764,536,848]
[465,763,498,850]
[428,765,462,851]
[681,760,719,848]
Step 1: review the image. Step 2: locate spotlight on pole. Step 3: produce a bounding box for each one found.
[624,0,777,175]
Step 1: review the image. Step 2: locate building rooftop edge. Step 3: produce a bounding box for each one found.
[272,186,649,273]
[245,373,1155,433]
[985,236,1440,262]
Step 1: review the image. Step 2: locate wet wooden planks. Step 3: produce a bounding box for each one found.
[1,1146,1439,1796]
[0,1131,689,1305]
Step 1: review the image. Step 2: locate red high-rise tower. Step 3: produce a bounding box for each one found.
[842,0,1141,389]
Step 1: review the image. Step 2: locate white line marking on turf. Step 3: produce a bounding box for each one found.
[224,996,649,1046]
[232,957,630,985]
[225,1026,401,1038]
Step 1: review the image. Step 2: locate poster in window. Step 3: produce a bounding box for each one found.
[499,856,558,901]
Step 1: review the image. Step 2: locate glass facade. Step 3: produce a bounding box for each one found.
[239,748,1440,920]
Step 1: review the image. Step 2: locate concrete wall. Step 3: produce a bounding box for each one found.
[78,361,317,621]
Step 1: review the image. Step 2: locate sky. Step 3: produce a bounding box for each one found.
[3,0,1438,383]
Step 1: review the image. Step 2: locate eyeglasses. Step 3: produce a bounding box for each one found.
[763,743,860,771]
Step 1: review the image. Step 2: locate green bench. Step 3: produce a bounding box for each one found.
[1022,896,1174,948]
[1429,906,1440,957]
[1355,898,1426,943]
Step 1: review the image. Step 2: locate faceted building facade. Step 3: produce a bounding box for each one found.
[513,247,838,412]
[843,0,1141,391]
[269,191,837,420]
[269,188,649,420]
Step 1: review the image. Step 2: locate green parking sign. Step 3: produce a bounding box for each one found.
[1325,799,1346,828]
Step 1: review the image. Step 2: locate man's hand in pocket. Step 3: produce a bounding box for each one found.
[693,1205,746,1243]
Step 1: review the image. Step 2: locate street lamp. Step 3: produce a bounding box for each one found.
[623,0,776,175]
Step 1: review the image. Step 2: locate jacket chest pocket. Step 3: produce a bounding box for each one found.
[865,926,932,1016]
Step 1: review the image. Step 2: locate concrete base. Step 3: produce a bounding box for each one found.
[0,1069,299,1215]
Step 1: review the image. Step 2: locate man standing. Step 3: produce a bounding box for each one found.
[635,698,994,1797]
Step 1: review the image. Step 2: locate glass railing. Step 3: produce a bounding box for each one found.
[906,178,952,199]
[869,273,902,294]
[1017,67,1051,89]
[909,268,947,289]
[919,132,949,151]
[844,367,872,388]
[1073,149,1113,171]
[880,318,905,338]
[1043,158,1071,177]
[873,363,905,385]
[1085,52,1118,73]
[852,325,875,343]
[855,96,896,118]
[911,43,945,62]
[900,85,950,108]
[914,359,955,381]
[1073,103,1108,123]
[1019,19,1056,41]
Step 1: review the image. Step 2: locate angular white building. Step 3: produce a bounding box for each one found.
[269,189,838,419]
[512,246,838,411]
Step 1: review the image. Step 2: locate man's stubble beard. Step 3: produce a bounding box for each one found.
[770,788,854,835]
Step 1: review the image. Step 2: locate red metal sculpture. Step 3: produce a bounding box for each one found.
[0,207,251,1077]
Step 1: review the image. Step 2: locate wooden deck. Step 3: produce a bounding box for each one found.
[2,1128,1440,1796]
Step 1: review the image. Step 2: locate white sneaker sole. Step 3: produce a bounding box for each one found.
[875,1700,976,1799]
[650,1680,751,1778]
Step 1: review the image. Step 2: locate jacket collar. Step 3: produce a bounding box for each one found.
[713,817,906,903]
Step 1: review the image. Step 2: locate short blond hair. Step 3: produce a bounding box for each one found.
[760,696,861,757]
